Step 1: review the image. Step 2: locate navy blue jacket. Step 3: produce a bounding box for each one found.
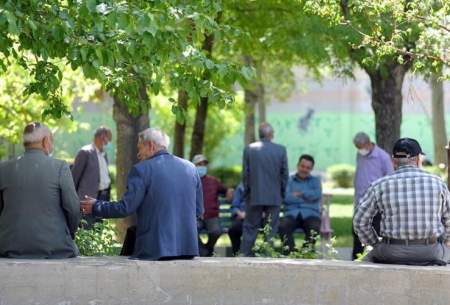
[93,150,204,260]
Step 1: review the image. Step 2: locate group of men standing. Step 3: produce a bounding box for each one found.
[1,120,450,266]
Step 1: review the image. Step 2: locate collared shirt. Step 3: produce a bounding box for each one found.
[354,165,450,246]
[201,175,227,220]
[354,145,393,205]
[95,146,110,191]
[283,174,322,220]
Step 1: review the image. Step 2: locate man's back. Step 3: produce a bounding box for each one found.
[362,166,449,241]
[96,151,203,259]
[0,150,80,258]
[243,139,288,206]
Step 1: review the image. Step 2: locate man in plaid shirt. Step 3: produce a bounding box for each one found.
[354,138,450,265]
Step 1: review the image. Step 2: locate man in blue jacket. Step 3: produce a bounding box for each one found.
[81,128,204,260]
[279,154,322,252]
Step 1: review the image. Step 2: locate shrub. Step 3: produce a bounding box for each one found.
[327,164,355,188]
[424,165,448,183]
[75,220,120,256]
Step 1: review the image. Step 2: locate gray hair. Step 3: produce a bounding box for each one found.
[353,132,371,146]
[94,126,111,138]
[259,122,274,139]
[395,156,418,167]
[23,122,51,145]
[138,128,170,149]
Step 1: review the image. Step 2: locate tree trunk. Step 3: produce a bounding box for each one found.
[112,83,150,240]
[243,57,265,145]
[190,96,208,160]
[257,83,266,124]
[367,64,408,153]
[173,90,188,158]
[430,72,447,166]
[244,87,257,145]
[189,33,214,160]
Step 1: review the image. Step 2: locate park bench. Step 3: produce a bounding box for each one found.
[2,257,447,305]
[199,194,333,238]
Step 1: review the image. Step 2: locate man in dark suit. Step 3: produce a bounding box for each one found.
[240,123,289,256]
[71,127,112,227]
[81,128,203,260]
[0,122,80,258]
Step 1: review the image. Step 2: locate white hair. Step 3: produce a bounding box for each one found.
[138,128,170,149]
[23,123,51,145]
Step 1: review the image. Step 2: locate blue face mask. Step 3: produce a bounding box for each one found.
[196,166,207,177]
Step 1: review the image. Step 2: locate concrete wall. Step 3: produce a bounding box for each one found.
[1,257,450,305]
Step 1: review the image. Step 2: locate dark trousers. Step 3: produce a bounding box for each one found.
[279,215,321,252]
[352,212,381,260]
[198,217,222,256]
[240,205,280,257]
[228,218,244,256]
[120,225,137,256]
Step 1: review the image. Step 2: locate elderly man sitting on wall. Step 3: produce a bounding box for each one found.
[354,138,450,265]
[0,122,80,258]
[81,128,204,260]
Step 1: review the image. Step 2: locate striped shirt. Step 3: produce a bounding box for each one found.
[354,165,450,246]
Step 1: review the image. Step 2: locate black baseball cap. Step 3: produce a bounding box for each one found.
[392,138,424,158]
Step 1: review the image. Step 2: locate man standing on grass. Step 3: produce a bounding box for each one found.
[240,122,289,256]
[352,132,393,259]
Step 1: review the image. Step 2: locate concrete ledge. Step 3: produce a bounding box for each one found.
[1,257,450,305]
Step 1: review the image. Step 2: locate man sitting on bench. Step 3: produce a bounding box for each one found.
[279,154,322,253]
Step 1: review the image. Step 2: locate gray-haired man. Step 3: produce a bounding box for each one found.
[352,132,393,259]
[0,122,80,258]
[240,122,289,256]
[81,128,204,260]
[71,126,112,228]
[354,138,450,265]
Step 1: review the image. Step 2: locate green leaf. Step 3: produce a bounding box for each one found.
[86,0,97,13]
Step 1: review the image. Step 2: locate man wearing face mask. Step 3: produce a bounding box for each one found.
[192,154,232,256]
[0,122,80,258]
[71,126,112,228]
[354,138,450,265]
[81,128,203,260]
[352,132,393,259]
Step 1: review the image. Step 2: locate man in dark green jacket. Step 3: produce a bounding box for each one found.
[0,122,80,258]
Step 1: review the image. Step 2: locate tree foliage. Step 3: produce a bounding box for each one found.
[304,0,449,75]
[0,0,251,119]
[0,63,99,143]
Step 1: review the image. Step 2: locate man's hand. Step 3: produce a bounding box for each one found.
[236,210,246,220]
[80,196,96,215]
[293,192,302,198]
[445,240,450,248]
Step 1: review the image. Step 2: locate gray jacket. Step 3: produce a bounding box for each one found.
[0,149,80,258]
[71,144,109,199]
[243,139,289,206]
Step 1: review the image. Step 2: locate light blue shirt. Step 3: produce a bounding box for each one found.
[283,174,322,219]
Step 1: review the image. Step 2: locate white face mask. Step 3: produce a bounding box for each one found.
[358,148,370,156]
